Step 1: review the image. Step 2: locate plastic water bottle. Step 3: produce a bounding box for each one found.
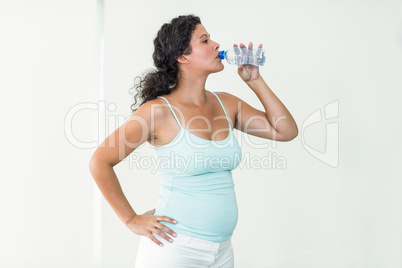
[219,46,266,66]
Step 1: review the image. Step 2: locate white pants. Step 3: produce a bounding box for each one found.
[135,232,234,268]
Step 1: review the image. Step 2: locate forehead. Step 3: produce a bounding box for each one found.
[191,24,209,40]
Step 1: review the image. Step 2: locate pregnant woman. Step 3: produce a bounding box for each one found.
[89,14,298,268]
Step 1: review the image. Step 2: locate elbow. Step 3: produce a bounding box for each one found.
[284,128,299,141]
[288,132,298,141]
[89,157,96,173]
[89,154,114,173]
[89,154,101,173]
[289,124,299,140]
[290,128,299,141]
[292,127,299,140]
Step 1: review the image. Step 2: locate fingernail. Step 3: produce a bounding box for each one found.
[173,233,177,237]
[160,243,164,247]
[169,239,173,242]
[173,220,177,224]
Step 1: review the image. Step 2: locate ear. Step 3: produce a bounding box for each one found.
[177,55,189,64]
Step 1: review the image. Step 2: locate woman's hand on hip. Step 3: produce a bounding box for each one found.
[126,208,177,247]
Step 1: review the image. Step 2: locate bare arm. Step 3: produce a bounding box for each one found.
[244,76,298,140]
[88,103,152,225]
[89,160,137,225]
[232,42,298,141]
[88,100,177,246]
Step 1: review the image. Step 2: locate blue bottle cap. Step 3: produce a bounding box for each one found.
[218,51,226,59]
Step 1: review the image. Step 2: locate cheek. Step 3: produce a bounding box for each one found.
[198,49,211,59]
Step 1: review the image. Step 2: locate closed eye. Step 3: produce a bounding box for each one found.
[203,39,208,43]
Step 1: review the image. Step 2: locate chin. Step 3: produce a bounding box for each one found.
[211,68,224,74]
[208,63,225,74]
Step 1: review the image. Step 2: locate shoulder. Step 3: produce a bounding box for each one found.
[212,91,241,103]
[131,97,173,138]
[137,97,172,115]
[134,97,165,117]
[211,91,243,114]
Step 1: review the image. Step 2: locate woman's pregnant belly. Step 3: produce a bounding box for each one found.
[154,178,239,242]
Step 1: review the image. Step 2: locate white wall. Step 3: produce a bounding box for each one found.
[0,1,98,267]
[1,0,401,267]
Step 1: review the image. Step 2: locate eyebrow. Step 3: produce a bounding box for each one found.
[199,34,210,39]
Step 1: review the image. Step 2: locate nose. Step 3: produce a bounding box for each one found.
[215,41,220,50]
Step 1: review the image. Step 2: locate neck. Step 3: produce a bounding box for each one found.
[170,72,209,107]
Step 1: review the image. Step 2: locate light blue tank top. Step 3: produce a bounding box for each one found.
[150,92,242,242]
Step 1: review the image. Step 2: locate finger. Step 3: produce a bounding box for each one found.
[156,222,177,238]
[155,223,177,240]
[234,44,241,55]
[247,42,254,56]
[147,232,165,247]
[155,216,177,225]
[153,227,174,244]
[256,45,262,56]
[240,44,247,55]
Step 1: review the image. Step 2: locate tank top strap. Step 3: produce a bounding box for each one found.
[156,96,183,128]
[211,92,232,129]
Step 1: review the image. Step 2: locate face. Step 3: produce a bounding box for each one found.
[179,24,224,74]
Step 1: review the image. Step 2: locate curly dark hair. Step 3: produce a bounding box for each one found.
[129,14,202,114]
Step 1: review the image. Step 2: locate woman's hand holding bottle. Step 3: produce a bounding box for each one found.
[236,42,263,83]
[126,208,178,247]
